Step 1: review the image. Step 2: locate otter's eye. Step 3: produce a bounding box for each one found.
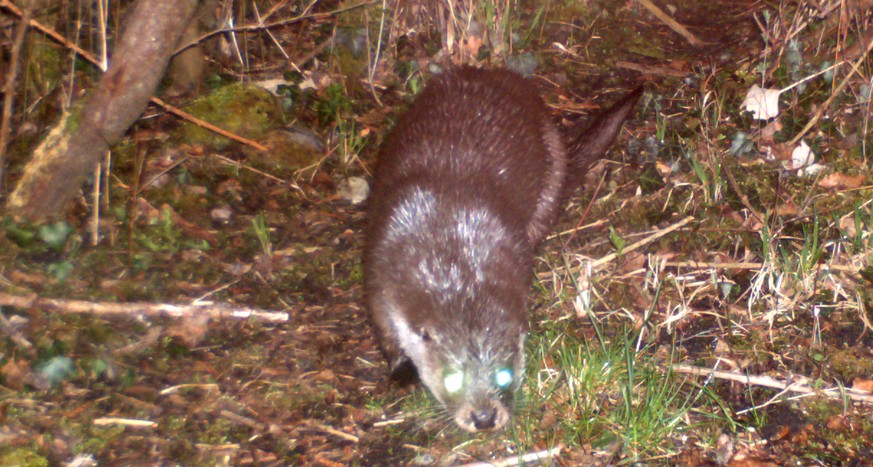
[495,368,513,388]
[444,370,464,393]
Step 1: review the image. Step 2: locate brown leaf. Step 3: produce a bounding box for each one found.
[166,314,210,347]
[763,142,793,161]
[826,414,848,430]
[760,120,782,145]
[818,173,865,190]
[0,359,30,390]
[851,377,873,393]
[840,216,857,238]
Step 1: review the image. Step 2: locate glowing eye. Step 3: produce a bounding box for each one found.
[444,370,464,394]
[495,369,513,388]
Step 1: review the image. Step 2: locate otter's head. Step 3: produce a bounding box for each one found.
[386,296,527,432]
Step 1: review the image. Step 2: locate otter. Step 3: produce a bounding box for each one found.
[364,67,641,432]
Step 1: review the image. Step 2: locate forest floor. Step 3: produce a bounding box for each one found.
[2,0,873,465]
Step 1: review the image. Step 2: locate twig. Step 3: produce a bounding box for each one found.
[672,364,873,404]
[92,417,157,428]
[159,383,220,395]
[305,422,360,443]
[615,60,689,79]
[789,32,873,145]
[210,153,303,194]
[547,219,609,241]
[0,1,268,152]
[664,260,861,274]
[635,0,704,47]
[175,0,380,53]
[0,2,32,191]
[539,216,695,279]
[151,97,267,151]
[0,292,289,323]
[723,164,765,225]
[460,444,563,467]
[587,216,695,271]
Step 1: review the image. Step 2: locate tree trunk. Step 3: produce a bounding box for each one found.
[6,0,199,222]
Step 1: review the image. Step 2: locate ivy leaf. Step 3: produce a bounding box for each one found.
[38,221,73,251]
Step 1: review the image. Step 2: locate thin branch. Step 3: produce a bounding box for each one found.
[461,444,563,467]
[635,0,704,47]
[0,2,32,191]
[92,418,157,428]
[0,292,289,323]
[0,1,268,153]
[673,364,873,404]
[588,216,695,271]
[789,33,873,145]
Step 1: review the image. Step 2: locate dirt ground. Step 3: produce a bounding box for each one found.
[2,0,873,465]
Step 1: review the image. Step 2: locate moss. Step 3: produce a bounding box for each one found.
[828,348,873,381]
[177,84,284,151]
[0,447,49,467]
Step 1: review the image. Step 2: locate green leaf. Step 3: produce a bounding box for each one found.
[37,356,75,387]
[609,226,626,256]
[47,261,74,281]
[38,221,73,251]
[4,218,36,247]
[638,163,665,194]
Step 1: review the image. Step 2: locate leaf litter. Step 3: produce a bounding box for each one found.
[1,0,873,465]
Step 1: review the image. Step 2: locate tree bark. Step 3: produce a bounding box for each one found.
[6,0,199,221]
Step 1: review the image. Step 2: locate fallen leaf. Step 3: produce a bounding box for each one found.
[791,140,814,169]
[760,120,782,145]
[337,177,370,205]
[742,85,782,120]
[840,216,857,237]
[818,173,865,190]
[0,358,30,390]
[852,377,873,392]
[166,314,210,347]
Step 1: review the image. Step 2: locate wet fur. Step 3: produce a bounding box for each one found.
[364,67,640,431]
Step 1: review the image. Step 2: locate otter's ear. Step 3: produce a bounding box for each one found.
[388,357,419,385]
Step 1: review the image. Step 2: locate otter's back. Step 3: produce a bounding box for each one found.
[368,67,566,245]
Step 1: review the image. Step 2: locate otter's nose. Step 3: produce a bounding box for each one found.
[471,407,497,430]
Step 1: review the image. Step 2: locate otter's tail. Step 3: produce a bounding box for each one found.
[566,86,643,174]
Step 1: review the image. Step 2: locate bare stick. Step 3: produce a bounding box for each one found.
[635,0,704,47]
[664,261,861,274]
[92,418,157,428]
[673,364,873,404]
[305,422,360,443]
[151,97,267,151]
[789,35,873,145]
[461,444,563,467]
[615,60,689,79]
[0,1,268,153]
[587,216,695,271]
[0,292,288,323]
[0,3,32,190]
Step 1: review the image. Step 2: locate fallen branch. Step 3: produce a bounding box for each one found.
[663,260,862,274]
[615,61,689,79]
[461,444,563,467]
[93,417,157,428]
[588,216,694,271]
[538,216,695,279]
[635,0,704,47]
[0,0,267,153]
[672,364,873,404]
[0,292,288,323]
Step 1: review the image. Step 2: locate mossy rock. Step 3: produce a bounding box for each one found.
[176,83,283,151]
